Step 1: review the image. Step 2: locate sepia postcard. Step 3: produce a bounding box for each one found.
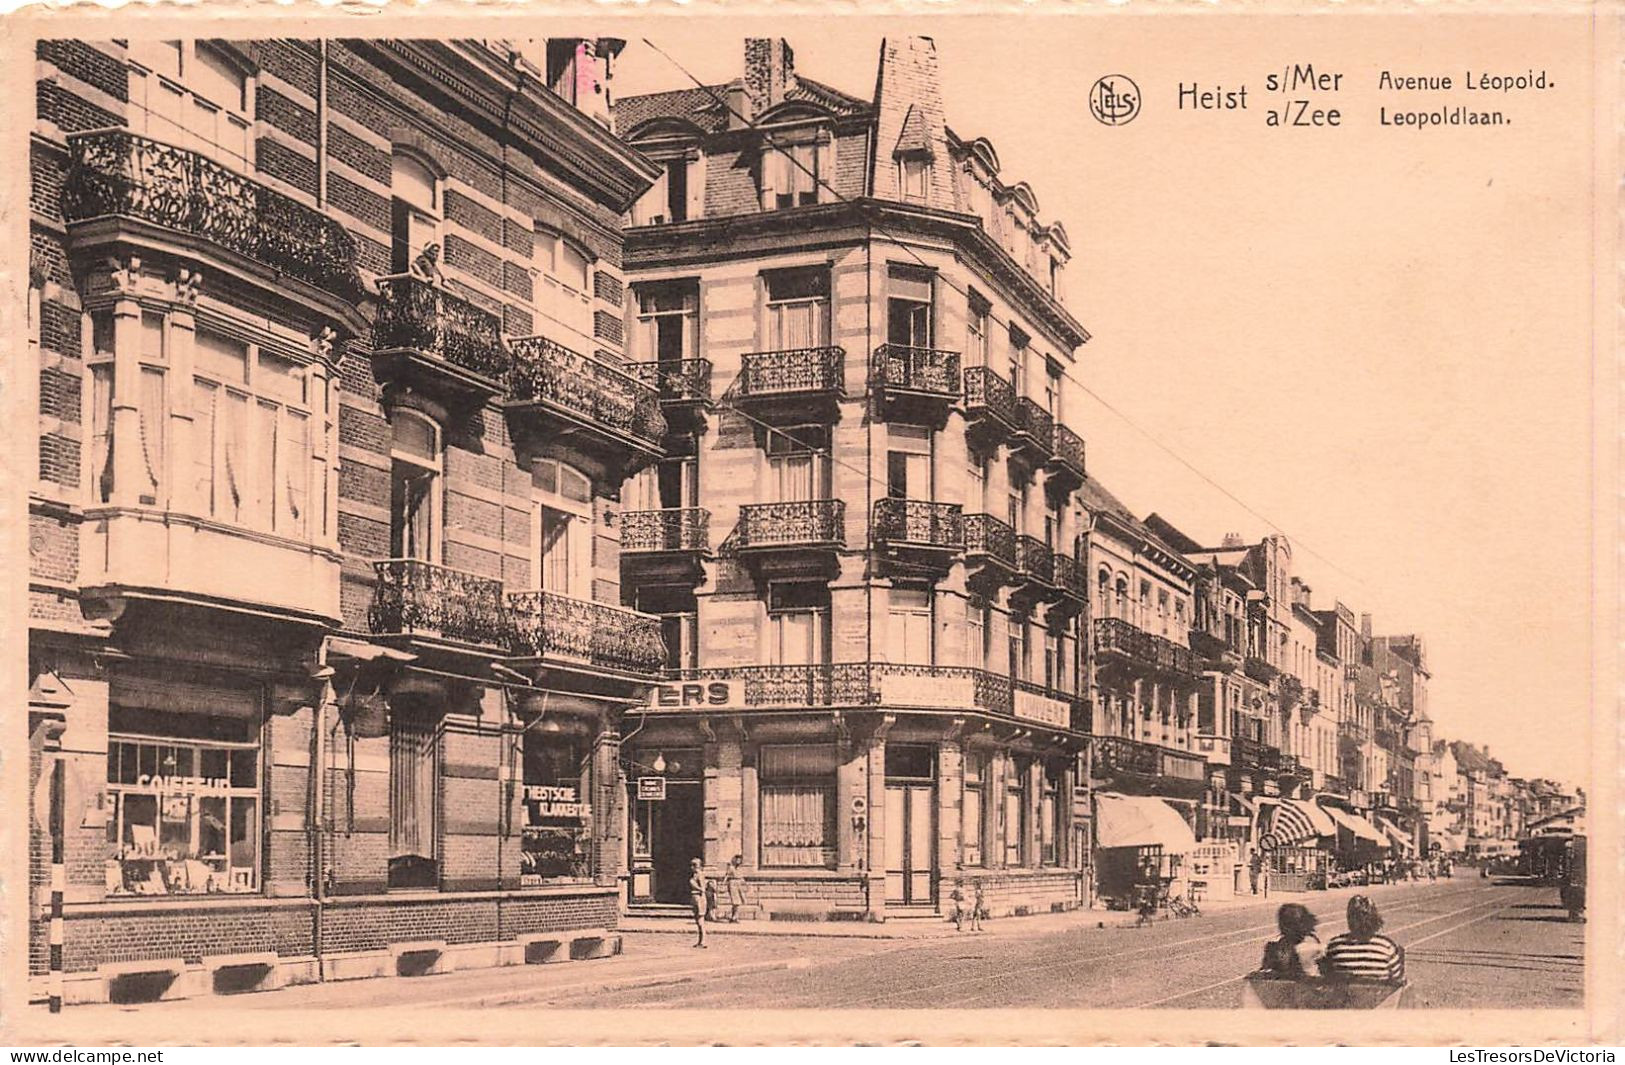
[0,3,1617,1048]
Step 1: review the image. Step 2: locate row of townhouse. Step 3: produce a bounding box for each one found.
[1426,741,1584,856]
[27,32,1519,1007]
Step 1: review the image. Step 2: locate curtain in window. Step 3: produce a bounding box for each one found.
[760,786,832,866]
[222,391,248,523]
[283,410,309,537]
[390,719,439,862]
[92,364,116,504]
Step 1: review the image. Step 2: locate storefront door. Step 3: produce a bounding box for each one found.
[627,748,705,906]
[884,745,936,907]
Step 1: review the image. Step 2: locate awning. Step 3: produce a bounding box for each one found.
[1377,819,1415,853]
[1095,793,1199,854]
[1319,803,1386,845]
[1265,798,1337,845]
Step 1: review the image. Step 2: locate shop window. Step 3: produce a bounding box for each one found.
[389,411,441,563]
[388,709,440,890]
[521,728,592,883]
[128,41,252,172]
[759,744,837,868]
[1003,757,1028,867]
[390,151,441,277]
[762,268,830,350]
[104,698,260,896]
[886,266,934,349]
[962,751,987,867]
[1041,763,1063,866]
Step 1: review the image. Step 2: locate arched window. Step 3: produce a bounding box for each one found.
[127,41,252,172]
[535,226,593,339]
[389,410,441,562]
[391,151,442,276]
[533,458,592,598]
[1096,568,1111,617]
[1114,575,1129,622]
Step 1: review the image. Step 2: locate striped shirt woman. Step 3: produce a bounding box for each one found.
[1324,895,1406,982]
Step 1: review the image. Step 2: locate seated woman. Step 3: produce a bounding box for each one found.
[1323,895,1406,983]
[1258,903,1324,981]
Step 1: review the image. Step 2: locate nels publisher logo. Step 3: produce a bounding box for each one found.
[1090,74,1141,126]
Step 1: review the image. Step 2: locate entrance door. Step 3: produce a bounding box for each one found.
[884,745,937,907]
[628,750,705,906]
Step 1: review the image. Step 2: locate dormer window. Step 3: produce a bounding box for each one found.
[759,131,831,210]
[629,145,703,226]
[898,157,931,203]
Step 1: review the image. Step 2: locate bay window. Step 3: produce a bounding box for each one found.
[759,744,837,868]
[128,40,251,172]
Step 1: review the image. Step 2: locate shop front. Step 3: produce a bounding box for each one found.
[1092,791,1199,908]
[1255,797,1336,892]
[1319,800,1388,881]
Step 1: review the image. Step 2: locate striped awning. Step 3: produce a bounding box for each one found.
[1264,799,1336,845]
[1377,818,1416,853]
[1321,803,1387,845]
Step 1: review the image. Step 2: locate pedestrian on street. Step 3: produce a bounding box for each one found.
[689,857,709,949]
[723,854,746,922]
[1324,895,1405,983]
[949,887,967,932]
[1258,902,1324,981]
[971,881,987,931]
[1249,851,1262,896]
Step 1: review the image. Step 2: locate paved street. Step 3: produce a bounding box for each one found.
[58,877,1579,1018]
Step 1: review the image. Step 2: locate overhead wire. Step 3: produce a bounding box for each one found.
[632,37,1373,595]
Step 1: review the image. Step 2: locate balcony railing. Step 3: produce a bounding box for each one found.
[1053,553,1087,600]
[1278,674,1305,708]
[1233,734,1282,772]
[1092,736,1208,783]
[63,129,365,304]
[736,500,845,548]
[672,663,1082,727]
[963,367,1020,432]
[369,559,510,648]
[964,513,1017,570]
[1339,720,1370,741]
[374,275,510,382]
[1244,656,1280,685]
[628,358,713,404]
[1094,617,1199,678]
[1187,628,1235,662]
[1014,397,1055,456]
[507,590,666,676]
[620,508,710,554]
[1015,534,1055,585]
[1050,424,1086,483]
[871,499,964,550]
[508,335,666,449]
[737,346,844,398]
[871,344,961,397]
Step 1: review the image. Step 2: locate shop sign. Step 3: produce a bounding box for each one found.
[879,673,974,709]
[524,784,585,821]
[647,680,742,710]
[1013,689,1070,728]
[637,777,667,801]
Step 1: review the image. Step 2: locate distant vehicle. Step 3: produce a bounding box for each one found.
[1560,837,1586,922]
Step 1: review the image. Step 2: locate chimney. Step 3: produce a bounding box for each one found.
[1360,613,1373,639]
[744,38,795,117]
[1220,533,1243,548]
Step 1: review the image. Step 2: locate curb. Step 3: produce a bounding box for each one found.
[428,956,811,1008]
[620,922,960,941]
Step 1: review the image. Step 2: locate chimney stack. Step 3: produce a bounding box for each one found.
[1360,613,1373,639]
[744,38,795,118]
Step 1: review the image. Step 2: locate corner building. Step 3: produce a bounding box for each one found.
[27,37,665,1004]
[614,37,1093,920]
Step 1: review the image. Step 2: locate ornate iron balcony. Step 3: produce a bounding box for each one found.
[1053,553,1087,601]
[737,500,845,549]
[737,346,844,398]
[620,508,710,553]
[963,366,1020,434]
[871,498,964,550]
[964,513,1017,570]
[1278,674,1305,708]
[368,559,510,648]
[374,274,511,382]
[1015,534,1055,585]
[508,334,667,449]
[1245,655,1280,685]
[1049,424,1086,487]
[506,590,666,676]
[1233,734,1282,771]
[1092,735,1162,777]
[1093,617,1196,678]
[63,129,365,304]
[1013,398,1055,458]
[1187,628,1233,663]
[871,344,961,397]
[629,358,713,405]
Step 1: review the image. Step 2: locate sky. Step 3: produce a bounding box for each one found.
[606,15,1598,789]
